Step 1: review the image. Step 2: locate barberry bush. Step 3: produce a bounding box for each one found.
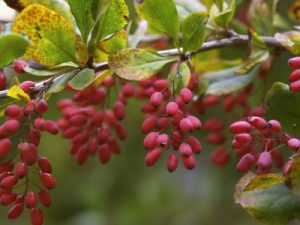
[1,0,300,224]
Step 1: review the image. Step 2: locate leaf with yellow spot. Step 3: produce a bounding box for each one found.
[76,36,89,65]
[13,4,79,67]
[7,85,30,101]
[93,49,109,63]
[98,30,128,54]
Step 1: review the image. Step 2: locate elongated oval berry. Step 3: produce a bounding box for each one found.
[31,208,43,225]
[8,203,24,219]
[141,115,157,133]
[0,138,11,157]
[206,132,226,145]
[145,148,161,166]
[37,157,52,173]
[34,118,46,131]
[230,121,251,134]
[180,118,194,133]
[115,123,127,140]
[38,189,52,207]
[76,146,89,165]
[13,59,27,73]
[182,155,196,170]
[108,138,121,154]
[70,114,87,126]
[289,69,300,81]
[0,175,18,189]
[290,80,300,92]
[35,99,48,114]
[19,143,38,165]
[236,153,255,172]
[203,118,224,132]
[167,154,178,172]
[166,102,178,116]
[19,81,35,93]
[15,163,28,178]
[211,149,230,166]
[235,133,252,144]
[113,101,126,120]
[1,120,20,137]
[179,143,192,158]
[122,83,135,97]
[25,192,37,209]
[44,120,59,134]
[5,105,22,118]
[186,136,202,154]
[98,145,111,164]
[150,92,163,107]
[0,192,16,206]
[40,173,56,190]
[187,116,201,129]
[180,88,193,104]
[267,120,281,133]
[153,79,168,91]
[256,151,272,173]
[247,116,267,130]
[288,138,300,151]
[288,57,300,69]
[143,132,159,150]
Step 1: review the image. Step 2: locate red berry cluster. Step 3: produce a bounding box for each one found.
[288,57,300,92]
[229,116,296,174]
[0,99,57,225]
[57,75,134,165]
[138,76,202,172]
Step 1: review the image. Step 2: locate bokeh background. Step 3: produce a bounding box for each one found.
[1,0,300,225]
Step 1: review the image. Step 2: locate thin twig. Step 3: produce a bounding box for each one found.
[0,35,284,99]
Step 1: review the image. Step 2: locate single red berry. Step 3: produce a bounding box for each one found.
[144,148,161,166]
[290,80,300,92]
[187,116,201,129]
[180,118,194,133]
[150,92,163,107]
[98,145,111,164]
[35,99,48,114]
[76,146,89,165]
[180,88,193,104]
[114,123,127,140]
[182,154,196,170]
[143,132,159,150]
[236,153,255,172]
[289,69,300,82]
[0,192,17,206]
[44,120,59,134]
[153,79,168,91]
[288,138,300,151]
[7,203,24,219]
[107,138,121,154]
[166,102,179,116]
[38,189,52,207]
[13,60,27,73]
[247,116,267,130]
[235,133,252,144]
[230,121,251,134]
[179,143,192,158]
[288,57,300,69]
[206,132,226,145]
[5,105,22,118]
[113,101,126,120]
[267,120,281,133]
[0,138,11,157]
[25,192,37,209]
[167,154,178,172]
[34,118,46,131]
[31,208,43,225]
[211,149,230,166]
[40,173,56,190]
[203,118,224,132]
[19,143,38,165]
[15,163,28,178]
[0,175,18,189]
[1,120,20,137]
[122,84,135,97]
[186,136,202,154]
[256,151,272,174]
[19,81,35,93]
[157,134,169,148]
[37,157,52,173]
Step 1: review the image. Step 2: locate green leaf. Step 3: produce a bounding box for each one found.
[69,68,95,90]
[0,34,29,67]
[13,4,79,66]
[214,0,224,11]
[236,51,269,75]
[167,62,191,94]
[108,48,176,81]
[266,82,300,137]
[235,173,300,225]
[135,0,180,46]
[47,71,77,94]
[286,154,300,197]
[175,0,206,20]
[98,30,128,54]
[181,12,207,53]
[214,0,236,28]
[24,66,69,77]
[89,0,129,52]
[203,65,259,96]
[68,0,94,43]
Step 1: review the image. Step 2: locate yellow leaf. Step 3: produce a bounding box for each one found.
[7,85,30,101]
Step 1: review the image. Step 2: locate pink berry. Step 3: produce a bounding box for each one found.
[288,57,300,69]
[267,120,281,133]
[144,148,161,166]
[256,151,272,174]
[180,88,193,104]
[180,118,194,133]
[236,153,255,173]
[31,208,43,225]
[0,138,11,157]
[186,136,202,154]
[179,143,192,158]
[182,154,196,170]
[113,101,126,120]
[143,132,159,150]
[230,121,251,134]
[211,149,230,166]
[166,102,178,116]
[287,138,300,151]
[290,80,300,92]
[166,154,178,172]
[40,173,56,190]
[247,116,267,130]
[289,69,300,82]
[235,133,252,144]
[150,92,163,107]
[35,99,48,114]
